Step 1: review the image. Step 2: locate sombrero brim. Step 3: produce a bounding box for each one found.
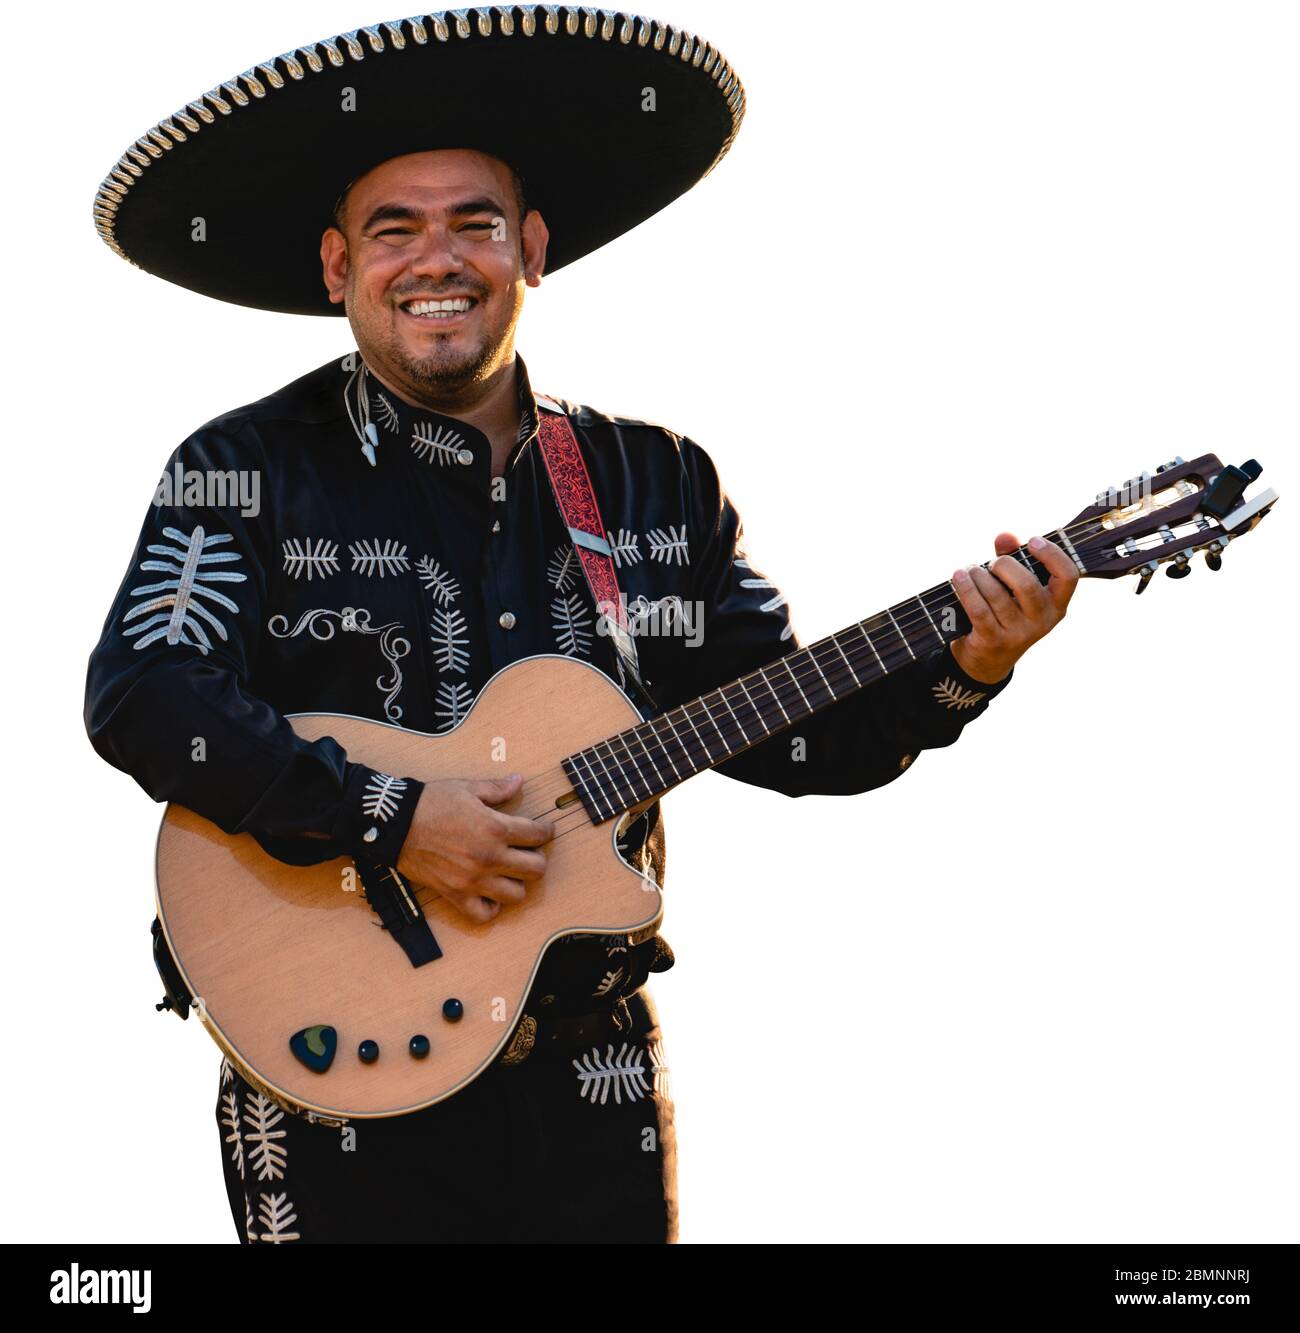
[92,8,745,316]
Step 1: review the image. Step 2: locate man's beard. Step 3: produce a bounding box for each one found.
[393,333,495,395]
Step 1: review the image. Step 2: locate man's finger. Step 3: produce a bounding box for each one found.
[498,812,555,846]
[966,564,1023,631]
[1028,536,1080,612]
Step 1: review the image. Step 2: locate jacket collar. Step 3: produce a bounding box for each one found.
[352,352,544,473]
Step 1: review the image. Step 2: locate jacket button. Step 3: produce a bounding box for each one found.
[498,611,516,630]
[456,448,474,465]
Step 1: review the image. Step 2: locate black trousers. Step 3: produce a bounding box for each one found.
[216,988,677,1243]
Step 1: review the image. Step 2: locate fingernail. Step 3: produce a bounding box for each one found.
[953,568,966,583]
[1029,535,1046,550]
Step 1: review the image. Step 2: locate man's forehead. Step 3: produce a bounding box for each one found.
[350,150,512,199]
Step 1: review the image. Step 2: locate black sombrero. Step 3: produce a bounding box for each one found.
[92,7,745,317]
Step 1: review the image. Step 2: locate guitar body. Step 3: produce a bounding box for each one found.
[155,655,658,1120]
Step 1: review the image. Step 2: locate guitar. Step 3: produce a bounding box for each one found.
[154,454,1276,1120]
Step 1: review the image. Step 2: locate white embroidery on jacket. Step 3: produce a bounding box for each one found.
[551,594,593,657]
[122,524,248,655]
[646,524,690,566]
[410,421,467,465]
[430,607,470,673]
[572,1042,653,1106]
[607,528,641,568]
[267,607,410,722]
[546,543,580,593]
[415,555,460,606]
[931,677,986,711]
[362,772,408,821]
[348,538,410,578]
[370,389,400,434]
[282,537,340,581]
[434,681,475,732]
[735,557,793,641]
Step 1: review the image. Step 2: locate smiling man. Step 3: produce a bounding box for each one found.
[85,10,1074,1245]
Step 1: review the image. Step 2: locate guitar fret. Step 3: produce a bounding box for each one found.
[718,686,752,745]
[758,665,791,724]
[859,622,886,672]
[599,738,649,805]
[735,678,772,735]
[660,710,700,774]
[1055,527,1087,574]
[643,717,684,783]
[679,702,718,765]
[886,607,917,660]
[914,593,946,648]
[572,750,611,822]
[806,645,839,702]
[631,726,668,791]
[831,634,862,687]
[695,693,734,756]
[779,656,812,711]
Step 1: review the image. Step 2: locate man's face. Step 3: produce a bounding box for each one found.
[320,149,547,398]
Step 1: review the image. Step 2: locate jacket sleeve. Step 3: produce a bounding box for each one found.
[671,436,1013,797]
[84,420,423,868]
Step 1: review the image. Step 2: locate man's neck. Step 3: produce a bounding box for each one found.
[368,356,521,477]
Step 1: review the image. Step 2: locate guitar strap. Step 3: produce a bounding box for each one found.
[535,407,656,712]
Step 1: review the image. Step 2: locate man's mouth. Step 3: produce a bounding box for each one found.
[399,296,479,321]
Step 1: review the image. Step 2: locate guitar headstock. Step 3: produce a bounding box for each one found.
[1057,454,1278,593]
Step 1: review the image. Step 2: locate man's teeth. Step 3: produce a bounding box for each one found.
[405,298,474,318]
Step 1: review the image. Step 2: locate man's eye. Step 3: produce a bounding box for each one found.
[376,228,410,237]
[462,222,494,231]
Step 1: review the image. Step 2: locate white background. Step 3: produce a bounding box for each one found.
[5,0,1294,1243]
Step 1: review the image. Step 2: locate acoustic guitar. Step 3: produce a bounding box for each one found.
[154,454,1276,1120]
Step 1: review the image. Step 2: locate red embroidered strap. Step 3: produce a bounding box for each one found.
[535,409,645,694]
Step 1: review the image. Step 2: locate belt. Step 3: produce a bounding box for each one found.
[496,995,639,1067]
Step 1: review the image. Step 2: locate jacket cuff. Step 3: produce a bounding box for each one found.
[915,643,1013,719]
[331,762,424,866]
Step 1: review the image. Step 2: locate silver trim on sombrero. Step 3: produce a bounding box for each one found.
[92,6,747,263]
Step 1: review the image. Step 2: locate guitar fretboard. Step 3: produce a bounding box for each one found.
[563,544,1058,823]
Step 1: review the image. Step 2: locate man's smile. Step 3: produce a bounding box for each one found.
[398,295,480,327]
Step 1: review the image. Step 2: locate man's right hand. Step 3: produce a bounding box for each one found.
[395,773,554,923]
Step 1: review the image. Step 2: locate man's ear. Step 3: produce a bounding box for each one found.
[321,227,348,306]
[522,209,549,288]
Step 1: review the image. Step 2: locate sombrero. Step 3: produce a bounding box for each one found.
[91,7,746,316]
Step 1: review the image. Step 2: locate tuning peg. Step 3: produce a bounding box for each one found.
[1133,561,1159,594]
[1204,538,1227,571]
[1156,455,1186,473]
[1165,551,1193,579]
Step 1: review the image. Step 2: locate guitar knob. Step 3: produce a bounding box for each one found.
[1133,562,1158,595]
[1165,560,1192,579]
[1205,551,1223,571]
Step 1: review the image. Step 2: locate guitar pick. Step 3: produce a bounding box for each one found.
[289,1024,337,1074]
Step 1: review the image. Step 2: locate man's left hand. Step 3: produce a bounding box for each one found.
[949,533,1079,685]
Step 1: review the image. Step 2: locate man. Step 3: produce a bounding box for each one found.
[85,10,1075,1244]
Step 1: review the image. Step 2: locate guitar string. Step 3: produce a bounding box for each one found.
[520,496,1215,817]
[511,529,1107,815]
[402,500,1208,908]
[489,575,1055,841]
[504,503,1186,815]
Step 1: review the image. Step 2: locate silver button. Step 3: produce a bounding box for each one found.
[457,448,474,465]
[498,611,516,630]
[363,826,379,843]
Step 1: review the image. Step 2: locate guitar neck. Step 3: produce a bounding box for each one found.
[562,542,1055,823]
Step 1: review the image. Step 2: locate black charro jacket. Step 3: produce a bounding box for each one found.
[85,351,1011,1018]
